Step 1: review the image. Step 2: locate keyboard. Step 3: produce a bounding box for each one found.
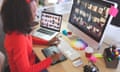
[58,38,81,61]
[37,28,55,36]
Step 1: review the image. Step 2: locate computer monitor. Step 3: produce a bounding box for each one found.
[68,0,118,49]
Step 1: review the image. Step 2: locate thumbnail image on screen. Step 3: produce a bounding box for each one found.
[69,0,112,42]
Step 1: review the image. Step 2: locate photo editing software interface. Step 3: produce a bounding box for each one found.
[40,11,62,31]
[69,0,113,43]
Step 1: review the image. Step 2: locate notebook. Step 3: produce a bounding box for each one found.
[41,46,67,65]
[32,11,62,41]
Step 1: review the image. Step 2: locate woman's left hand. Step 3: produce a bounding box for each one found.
[47,37,60,46]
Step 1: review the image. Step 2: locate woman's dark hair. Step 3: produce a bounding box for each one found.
[1,0,33,34]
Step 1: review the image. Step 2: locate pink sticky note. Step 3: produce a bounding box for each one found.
[109,6,119,17]
[88,55,97,63]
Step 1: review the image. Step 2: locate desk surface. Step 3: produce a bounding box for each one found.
[33,42,120,72]
[33,35,120,72]
[32,14,120,72]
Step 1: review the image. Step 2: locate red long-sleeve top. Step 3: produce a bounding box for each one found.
[4,31,52,72]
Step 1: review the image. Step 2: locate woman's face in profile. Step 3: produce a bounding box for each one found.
[30,0,37,20]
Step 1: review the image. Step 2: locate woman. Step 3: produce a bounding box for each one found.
[1,0,60,72]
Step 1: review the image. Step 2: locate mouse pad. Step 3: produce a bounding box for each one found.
[41,46,67,65]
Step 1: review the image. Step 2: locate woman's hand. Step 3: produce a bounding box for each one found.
[47,37,60,46]
[50,51,61,62]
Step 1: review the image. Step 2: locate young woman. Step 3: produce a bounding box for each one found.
[1,0,60,72]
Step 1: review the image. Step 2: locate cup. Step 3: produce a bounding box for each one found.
[85,47,94,58]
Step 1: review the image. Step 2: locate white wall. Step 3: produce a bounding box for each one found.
[104,24,120,46]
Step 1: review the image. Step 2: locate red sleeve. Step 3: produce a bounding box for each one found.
[12,35,52,72]
[32,36,49,45]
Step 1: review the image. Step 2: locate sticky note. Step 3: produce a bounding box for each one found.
[109,6,118,17]
[93,53,103,58]
[88,55,97,63]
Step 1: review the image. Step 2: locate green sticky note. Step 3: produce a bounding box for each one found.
[93,53,103,58]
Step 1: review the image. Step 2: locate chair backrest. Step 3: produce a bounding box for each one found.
[0,51,5,72]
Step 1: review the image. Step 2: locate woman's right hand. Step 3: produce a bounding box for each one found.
[50,52,61,62]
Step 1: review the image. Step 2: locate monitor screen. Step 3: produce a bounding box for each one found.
[40,11,62,31]
[68,0,116,49]
[69,0,114,42]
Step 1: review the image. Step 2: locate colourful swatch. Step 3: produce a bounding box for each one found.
[71,39,88,50]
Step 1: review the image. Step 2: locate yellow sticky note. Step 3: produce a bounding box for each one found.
[93,53,103,58]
